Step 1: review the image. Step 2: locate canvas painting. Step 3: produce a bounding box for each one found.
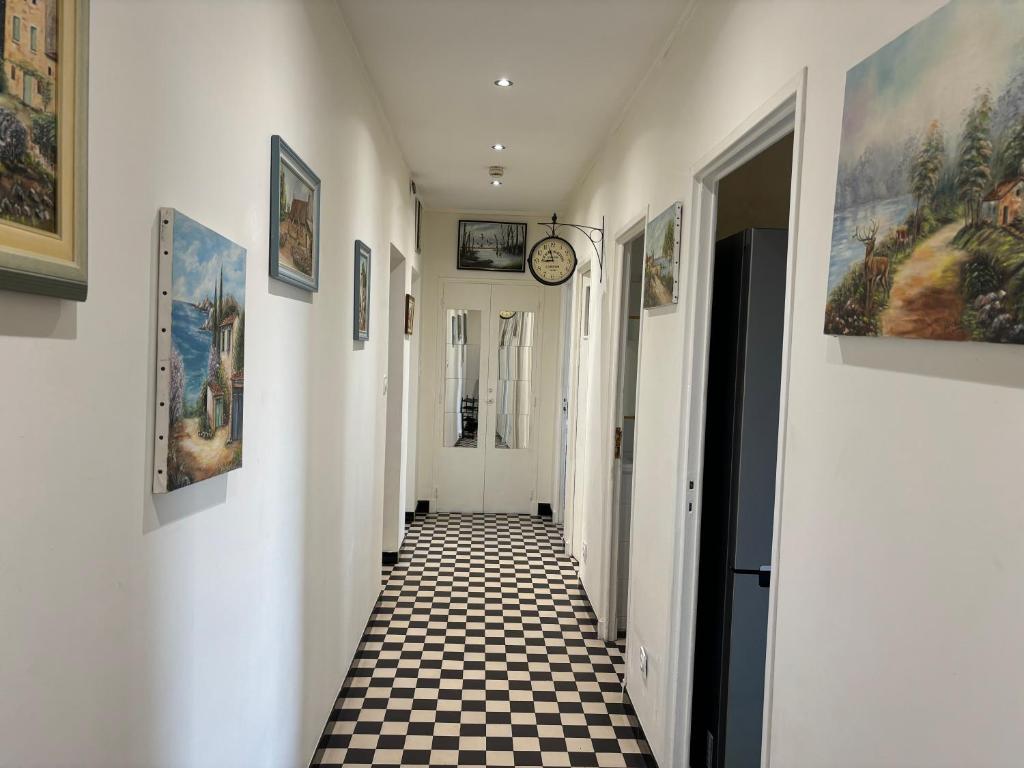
[354,239,371,341]
[154,209,246,493]
[405,293,415,335]
[270,135,320,291]
[644,202,681,308]
[457,220,527,272]
[0,0,88,300]
[826,0,1024,344]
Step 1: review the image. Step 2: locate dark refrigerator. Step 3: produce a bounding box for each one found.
[690,229,788,768]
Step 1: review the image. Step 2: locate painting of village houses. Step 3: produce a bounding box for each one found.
[270,135,320,291]
[826,0,1024,345]
[155,209,246,493]
[0,0,59,233]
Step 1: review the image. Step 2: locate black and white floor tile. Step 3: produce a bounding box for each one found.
[311,512,657,768]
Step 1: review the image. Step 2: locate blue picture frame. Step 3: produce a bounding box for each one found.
[354,240,371,341]
[269,135,321,292]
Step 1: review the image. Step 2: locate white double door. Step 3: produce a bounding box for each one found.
[437,281,542,513]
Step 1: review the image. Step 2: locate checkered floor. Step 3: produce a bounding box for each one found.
[311,512,657,768]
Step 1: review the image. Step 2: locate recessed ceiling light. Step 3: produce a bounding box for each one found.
[494,78,513,87]
[491,143,507,151]
[491,179,503,186]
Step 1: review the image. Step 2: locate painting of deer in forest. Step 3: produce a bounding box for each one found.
[825,0,1024,344]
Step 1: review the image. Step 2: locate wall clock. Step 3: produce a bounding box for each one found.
[528,235,577,286]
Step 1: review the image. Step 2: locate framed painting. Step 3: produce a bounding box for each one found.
[643,202,681,308]
[415,197,422,254]
[825,0,1024,345]
[269,135,320,292]
[154,209,246,494]
[0,0,89,301]
[457,219,527,272]
[354,239,370,341]
[405,293,415,335]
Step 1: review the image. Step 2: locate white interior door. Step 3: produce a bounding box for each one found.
[482,284,541,514]
[436,280,542,513]
[436,282,491,512]
[570,274,592,558]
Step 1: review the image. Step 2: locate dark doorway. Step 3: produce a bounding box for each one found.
[690,133,793,768]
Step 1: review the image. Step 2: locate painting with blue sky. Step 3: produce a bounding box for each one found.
[825,0,1024,345]
[157,209,246,492]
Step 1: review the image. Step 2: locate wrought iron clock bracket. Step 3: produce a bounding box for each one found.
[539,213,606,281]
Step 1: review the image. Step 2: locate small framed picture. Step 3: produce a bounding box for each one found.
[270,135,321,292]
[405,293,415,335]
[457,220,527,272]
[354,240,371,341]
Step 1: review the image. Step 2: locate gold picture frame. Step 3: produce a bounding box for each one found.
[0,0,89,301]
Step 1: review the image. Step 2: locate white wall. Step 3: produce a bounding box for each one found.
[415,210,562,509]
[563,0,1024,766]
[0,2,417,766]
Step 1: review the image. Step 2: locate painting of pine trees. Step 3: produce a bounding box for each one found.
[825,0,1024,344]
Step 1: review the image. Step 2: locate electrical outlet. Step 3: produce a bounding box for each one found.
[638,645,648,678]
[581,542,588,562]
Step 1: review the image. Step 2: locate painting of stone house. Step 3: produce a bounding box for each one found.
[154,209,246,494]
[0,0,58,233]
[270,135,321,291]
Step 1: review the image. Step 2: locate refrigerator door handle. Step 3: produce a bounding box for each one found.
[758,565,771,589]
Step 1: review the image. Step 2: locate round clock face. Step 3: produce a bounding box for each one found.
[528,236,577,286]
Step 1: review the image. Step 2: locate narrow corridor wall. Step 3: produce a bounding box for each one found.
[0,1,417,765]
[563,0,1024,766]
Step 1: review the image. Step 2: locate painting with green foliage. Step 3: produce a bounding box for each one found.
[826,0,1024,344]
[644,202,680,309]
[154,209,246,493]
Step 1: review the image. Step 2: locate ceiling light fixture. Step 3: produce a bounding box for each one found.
[491,143,507,151]
[489,166,505,187]
[491,179,503,186]
[494,78,513,87]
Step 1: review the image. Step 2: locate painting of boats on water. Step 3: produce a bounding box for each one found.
[825,0,1024,345]
[457,220,526,272]
[154,209,246,493]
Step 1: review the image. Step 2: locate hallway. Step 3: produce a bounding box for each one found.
[311,513,656,767]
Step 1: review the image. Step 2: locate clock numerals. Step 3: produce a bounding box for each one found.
[528,237,577,286]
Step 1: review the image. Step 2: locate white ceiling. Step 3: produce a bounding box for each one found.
[337,0,689,213]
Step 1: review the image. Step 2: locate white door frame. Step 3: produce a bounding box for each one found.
[602,213,647,641]
[667,68,807,768]
[562,261,591,558]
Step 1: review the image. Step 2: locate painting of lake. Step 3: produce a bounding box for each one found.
[825,0,1024,345]
[155,209,247,493]
[458,220,527,272]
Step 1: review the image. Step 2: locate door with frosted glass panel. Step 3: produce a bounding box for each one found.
[437,282,490,512]
[436,281,541,513]
[482,284,541,514]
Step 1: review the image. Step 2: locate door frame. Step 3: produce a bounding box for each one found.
[668,68,807,768]
[432,277,543,514]
[602,213,647,641]
[562,260,591,558]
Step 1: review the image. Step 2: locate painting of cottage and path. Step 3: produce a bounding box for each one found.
[165,211,246,491]
[825,0,1024,345]
[0,0,59,233]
